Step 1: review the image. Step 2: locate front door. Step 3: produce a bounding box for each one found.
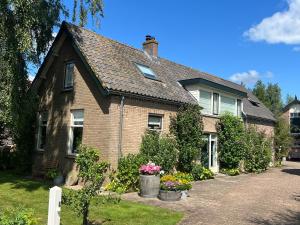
[201,134,219,173]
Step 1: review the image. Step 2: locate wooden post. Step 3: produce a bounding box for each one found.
[47,186,62,225]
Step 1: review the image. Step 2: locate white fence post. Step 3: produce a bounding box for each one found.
[47,186,62,225]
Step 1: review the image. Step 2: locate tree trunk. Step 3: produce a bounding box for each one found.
[82,205,89,225]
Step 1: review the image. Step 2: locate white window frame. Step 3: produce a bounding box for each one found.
[68,109,84,155]
[193,87,242,117]
[148,114,163,131]
[37,112,48,151]
[64,62,75,90]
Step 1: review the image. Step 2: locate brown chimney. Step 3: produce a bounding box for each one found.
[143,35,158,57]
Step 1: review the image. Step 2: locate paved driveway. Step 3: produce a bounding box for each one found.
[123,161,300,225]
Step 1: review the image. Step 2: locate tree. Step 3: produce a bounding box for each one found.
[285,94,295,105]
[274,118,293,163]
[252,80,267,105]
[217,113,245,169]
[0,0,104,172]
[265,83,283,117]
[63,145,110,225]
[252,80,283,117]
[170,104,204,172]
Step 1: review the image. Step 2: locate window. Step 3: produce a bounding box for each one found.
[136,63,157,79]
[68,110,84,155]
[64,62,74,89]
[290,112,300,134]
[237,99,242,117]
[199,90,212,114]
[37,111,48,151]
[148,115,162,131]
[220,95,236,115]
[213,93,219,115]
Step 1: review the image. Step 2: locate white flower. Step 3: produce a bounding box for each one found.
[160,170,165,175]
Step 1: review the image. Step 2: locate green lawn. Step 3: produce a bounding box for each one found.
[0,172,183,225]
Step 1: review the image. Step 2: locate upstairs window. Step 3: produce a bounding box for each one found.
[136,63,157,79]
[213,93,219,115]
[68,110,84,155]
[64,62,74,89]
[290,112,300,134]
[199,90,212,114]
[37,111,48,151]
[237,99,242,117]
[220,95,236,115]
[148,114,162,131]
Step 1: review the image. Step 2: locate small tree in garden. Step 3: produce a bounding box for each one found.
[274,118,293,164]
[140,130,178,173]
[170,104,204,172]
[63,145,110,225]
[217,113,245,169]
[243,127,272,172]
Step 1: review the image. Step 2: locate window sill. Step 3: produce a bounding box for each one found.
[65,154,77,159]
[61,88,73,93]
[36,149,45,153]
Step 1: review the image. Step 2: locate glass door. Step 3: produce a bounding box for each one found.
[201,134,219,173]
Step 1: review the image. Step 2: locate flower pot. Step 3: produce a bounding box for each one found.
[139,174,160,198]
[158,190,182,201]
[53,175,64,186]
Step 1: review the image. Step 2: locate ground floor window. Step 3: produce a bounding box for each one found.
[201,134,218,172]
[37,111,48,151]
[68,109,84,155]
[148,114,163,131]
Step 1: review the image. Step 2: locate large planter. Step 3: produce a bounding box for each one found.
[139,174,160,198]
[158,190,182,201]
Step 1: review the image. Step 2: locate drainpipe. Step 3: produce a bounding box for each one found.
[118,96,125,161]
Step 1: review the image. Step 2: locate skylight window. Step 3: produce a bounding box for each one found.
[136,63,157,79]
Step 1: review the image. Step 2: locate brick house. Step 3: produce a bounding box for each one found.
[281,96,300,159]
[31,22,275,175]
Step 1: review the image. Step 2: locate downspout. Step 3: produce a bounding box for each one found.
[118,96,125,161]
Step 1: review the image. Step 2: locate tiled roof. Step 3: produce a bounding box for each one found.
[63,22,275,122]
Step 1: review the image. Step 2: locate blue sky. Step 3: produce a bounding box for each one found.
[33,0,300,102]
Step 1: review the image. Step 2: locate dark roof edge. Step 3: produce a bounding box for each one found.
[108,89,192,106]
[282,99,300,112]
[178,78,248,97]
[245,114,276,123]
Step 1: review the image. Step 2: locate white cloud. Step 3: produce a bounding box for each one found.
[244,0,300,44]
[229,70,260,85]
[28,74,35,81]
[229,70,273,85]
[293,46,300,51]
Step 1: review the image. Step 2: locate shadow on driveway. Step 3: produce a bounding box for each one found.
[281,169,300,176]
[248,209,300,225]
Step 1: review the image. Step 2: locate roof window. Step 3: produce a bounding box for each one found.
[136,63,157,79]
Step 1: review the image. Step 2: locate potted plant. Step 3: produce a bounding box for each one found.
[159,179,182,201]
[173,172,193,199]
[46,169,64,186]
[139,162,161,198]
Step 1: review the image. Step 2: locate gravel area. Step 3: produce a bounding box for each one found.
[123,161,300,225]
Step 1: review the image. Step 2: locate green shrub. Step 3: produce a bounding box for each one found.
[244,128,272,173]
[217,113,246,169]
[170,104,204,172]
[45,168,58,179]
[191,164,214,181]
[0,206,37,225]
[140,130,178,173]
[106,154,147,193]
[221,168,240,176]
[173,172,194,182]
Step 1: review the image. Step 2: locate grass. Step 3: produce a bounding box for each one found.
[0,171,183,225]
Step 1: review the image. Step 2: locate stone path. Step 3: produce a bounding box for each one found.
[123,161,300,225]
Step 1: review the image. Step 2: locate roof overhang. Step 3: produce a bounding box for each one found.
[178,78,248,97]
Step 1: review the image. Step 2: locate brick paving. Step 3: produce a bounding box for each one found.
[123,161,300,225]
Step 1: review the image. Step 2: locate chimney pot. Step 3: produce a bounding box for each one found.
[143,35,158,57]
